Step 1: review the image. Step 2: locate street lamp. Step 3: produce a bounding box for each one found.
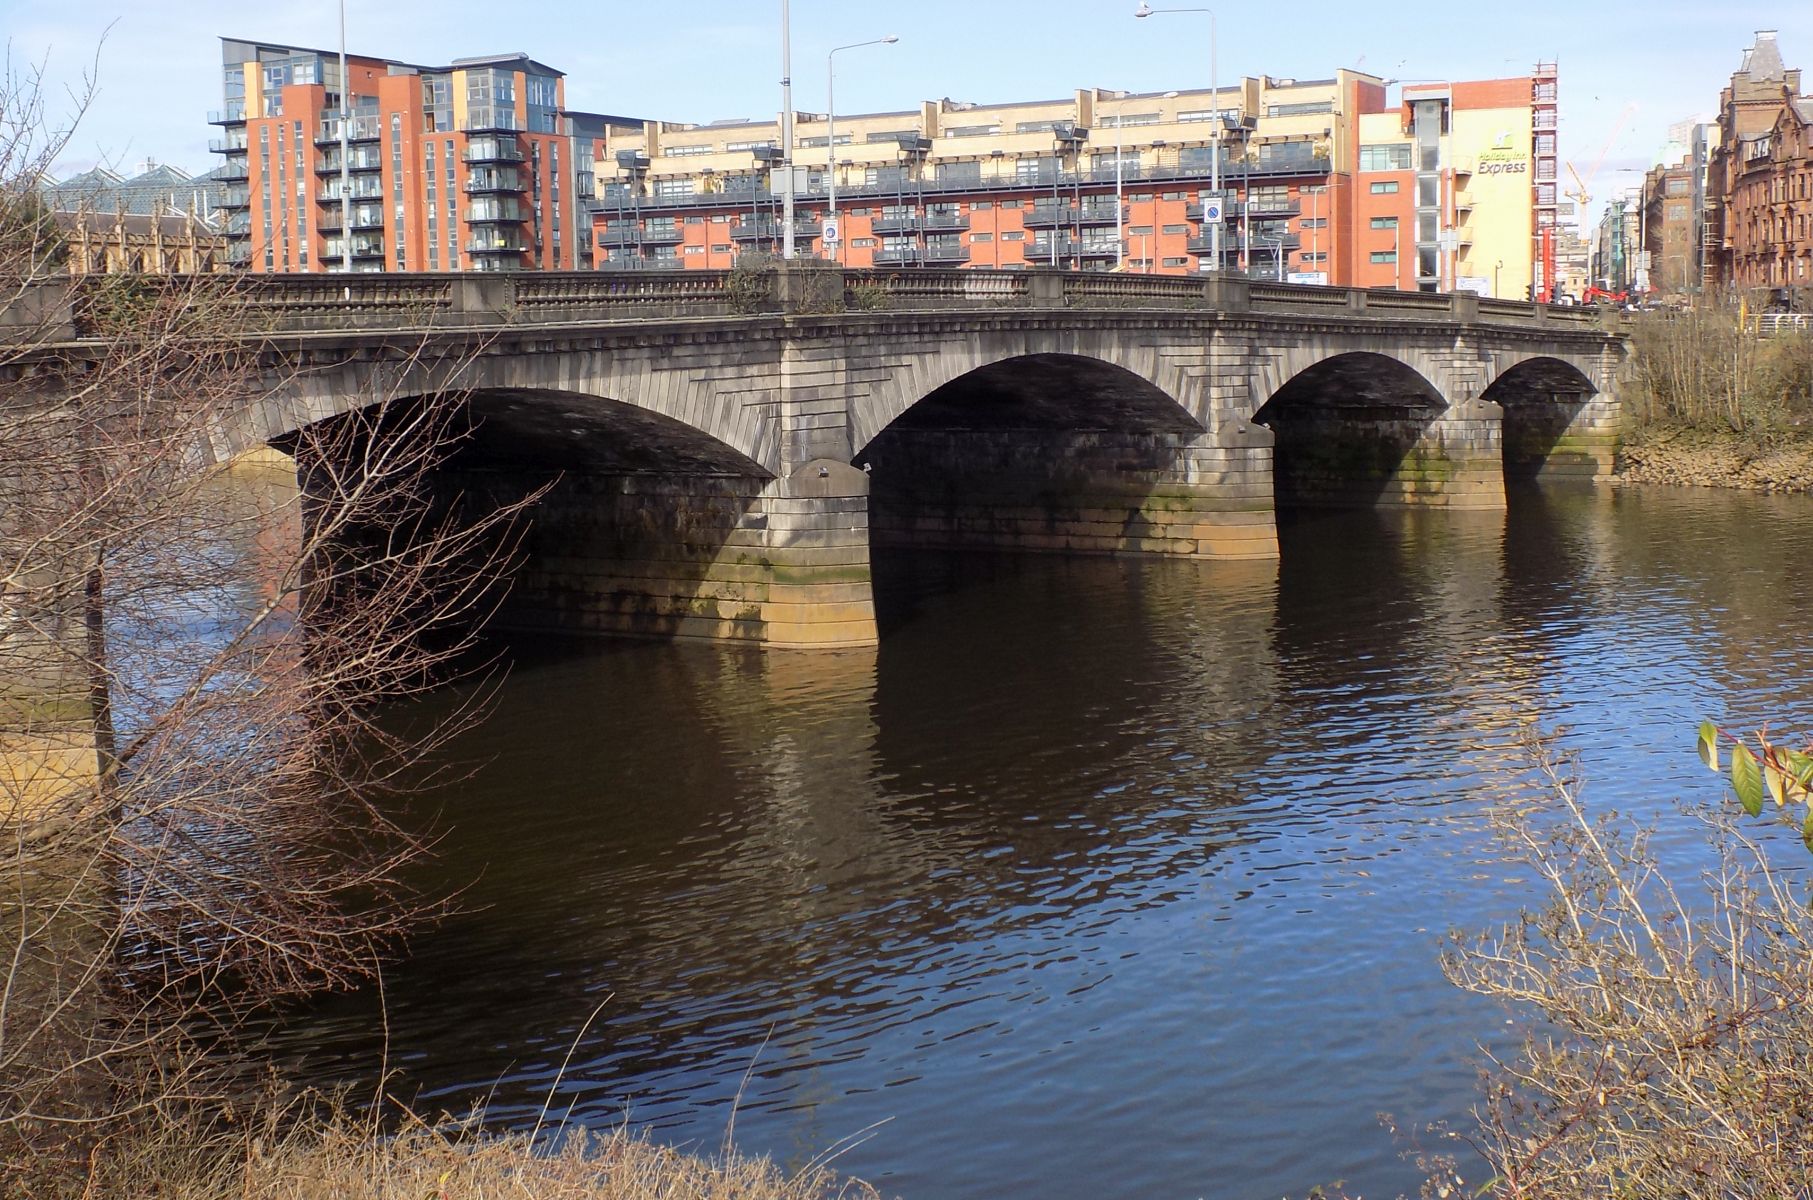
[827,34,899,263]
[1135,4,1220,271]
[780,0,795,259]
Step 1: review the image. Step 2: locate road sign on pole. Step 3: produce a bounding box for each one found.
[822,218,840,245]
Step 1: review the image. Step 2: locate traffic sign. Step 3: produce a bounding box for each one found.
[1202,198,1224,224]
[822,218,840,244]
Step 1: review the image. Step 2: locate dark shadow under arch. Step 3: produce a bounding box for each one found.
[852,353,1217,632]
[1482,357,1598,481]
[283,388,777,644]
[1252,352,1448,509]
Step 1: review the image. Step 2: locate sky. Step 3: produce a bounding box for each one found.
[9,0,1813,232]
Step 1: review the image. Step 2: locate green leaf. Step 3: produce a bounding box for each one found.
[1802,808,1813,854]
[1733,743,1765,817]
[1697,720,1720,771]
[1788,749,1813,791]
[1767,763,1788,807]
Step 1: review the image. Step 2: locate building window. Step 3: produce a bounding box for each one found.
[1370,216,1398,228]
[1266,100,1333,117]
[668,143,716,156]
[851,238,876,248]
[1002,230,1026,241]
[1162,256,1189,267]
[1369,181,1400,194]
[1359,144,1413,172]
[1162,223,1188,235]
[972,232,993,243]
[653,177,696,198]
[1301,217,1328,229]
[1370,250,1398,263]
[946,124,1001,137]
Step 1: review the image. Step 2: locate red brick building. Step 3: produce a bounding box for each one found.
[211,38,637,272]
[1708,31,1813,290]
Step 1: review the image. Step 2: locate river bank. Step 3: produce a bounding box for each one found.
[1615,426,1813,492]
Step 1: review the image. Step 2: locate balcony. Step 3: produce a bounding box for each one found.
[1024,235,1117,262]
[601,252,684,271]
[466,236,526,256]
[220,187,250,210]
[464,169,525,194]
[319,236,386,262]
[872,243,970,266]
[466,200,526,224]
[216,156,249,183]
[1187,232,1301,255]
[316,150,384,175]
[463,136,524,163]
[208,107,246,126]
[922,239,970,265]
[316,205,385,232]
[596,223,640,247]
[461,108,521,133]
[225,242,252,265]
[1242,197,1302,219]
[871,211,970,234]
[317,181,385,202]
[208,136,247,154]
[1024,201,1122,229]
[730,219,819,242]
[315,115,382,144]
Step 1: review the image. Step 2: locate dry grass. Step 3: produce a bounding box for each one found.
[69,1112,881,1200]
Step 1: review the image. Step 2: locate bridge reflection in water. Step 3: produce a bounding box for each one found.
[256,483,1813,1199]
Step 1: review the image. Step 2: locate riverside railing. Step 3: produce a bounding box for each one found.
[38,269,1603,341]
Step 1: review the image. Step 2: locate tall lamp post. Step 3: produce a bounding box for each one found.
[1135,4,1219,271]
[780,0,795,259]
[337,0,350,275]
[827,34,899,264]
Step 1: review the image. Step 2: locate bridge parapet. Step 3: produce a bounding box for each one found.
[41,269,1610,340]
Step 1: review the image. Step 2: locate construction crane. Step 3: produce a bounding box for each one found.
[1563,101,1639,216]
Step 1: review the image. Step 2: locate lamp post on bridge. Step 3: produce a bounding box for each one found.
[1135,4,1220,272]
[827,34,899,265]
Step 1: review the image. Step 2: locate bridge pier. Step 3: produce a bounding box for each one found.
[489,462,876,649]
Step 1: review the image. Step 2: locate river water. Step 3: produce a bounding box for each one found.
[267,482,1813,1199]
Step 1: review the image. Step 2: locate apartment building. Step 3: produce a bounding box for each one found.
[210,38,638,272]
[1707,31,1813,290]
[591,65,1555,297]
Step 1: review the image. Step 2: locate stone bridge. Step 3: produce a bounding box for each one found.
[69,268,1633,650]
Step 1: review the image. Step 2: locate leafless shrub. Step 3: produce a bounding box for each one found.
[1626,303,1813,441]
[1435,732,1813,1199]
[0,58,539,1195]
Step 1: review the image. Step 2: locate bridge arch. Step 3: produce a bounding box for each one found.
[1249,350,1501,509]
[234,340,783,475]
[1482,353,1615,481]
[854,351,1273,564]
[849,329,1217,456]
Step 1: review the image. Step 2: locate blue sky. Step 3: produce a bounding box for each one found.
[10,0,1812,231]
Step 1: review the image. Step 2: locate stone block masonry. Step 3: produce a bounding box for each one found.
[493,462,875,649]
[862,428,1278,560]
